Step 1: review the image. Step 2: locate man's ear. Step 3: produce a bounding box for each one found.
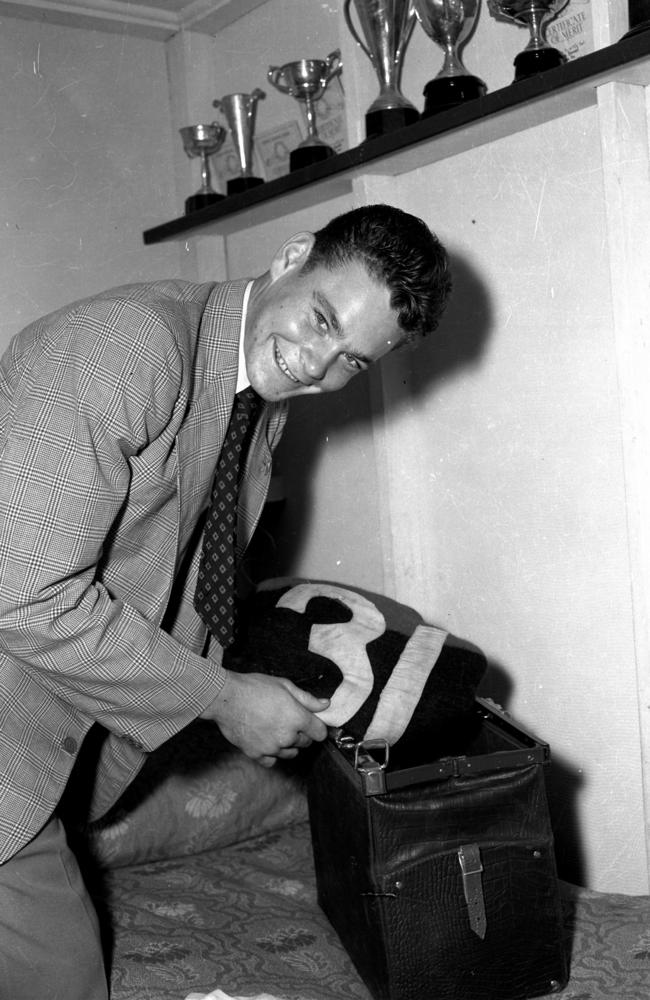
[269,232,315,281]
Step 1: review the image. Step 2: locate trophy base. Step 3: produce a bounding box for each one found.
[226,176,265,195]
[514,47,566,82]
[289,144,335,172]
[421,75,487,117]
[184,192,224,214]
[365,105,419,140]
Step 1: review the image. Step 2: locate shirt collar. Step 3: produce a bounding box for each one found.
[236,280,254,394]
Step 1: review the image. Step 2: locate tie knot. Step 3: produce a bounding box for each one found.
[236,386,261,421]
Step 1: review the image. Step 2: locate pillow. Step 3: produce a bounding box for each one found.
[82,721,308,869]
[226,577,487,762]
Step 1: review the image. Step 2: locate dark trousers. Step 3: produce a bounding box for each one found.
[0,813,107,1000]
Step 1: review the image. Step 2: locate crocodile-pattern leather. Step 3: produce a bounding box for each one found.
[308,709,567,1000]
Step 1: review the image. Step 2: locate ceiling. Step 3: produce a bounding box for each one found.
[0,0,271,40]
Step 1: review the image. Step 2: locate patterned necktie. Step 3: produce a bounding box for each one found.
[194,386,262,648]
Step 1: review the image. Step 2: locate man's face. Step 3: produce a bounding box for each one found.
[244,234,402,402]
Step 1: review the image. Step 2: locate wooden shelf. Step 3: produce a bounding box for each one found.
[143,30,650,244]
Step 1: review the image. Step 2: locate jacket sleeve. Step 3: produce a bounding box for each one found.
[0,295,225,751]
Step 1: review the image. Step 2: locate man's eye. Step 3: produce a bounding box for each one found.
[314,309,328,331]
[343,353,362,371]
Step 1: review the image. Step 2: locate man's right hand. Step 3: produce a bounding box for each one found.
[200,669,330,767]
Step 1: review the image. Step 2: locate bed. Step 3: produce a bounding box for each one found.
[75,721,650,1000]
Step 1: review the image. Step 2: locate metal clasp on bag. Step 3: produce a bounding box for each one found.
[332,732,390,795]
[332,729,356,751]
[354,739,390,795]
[458,843,487,939]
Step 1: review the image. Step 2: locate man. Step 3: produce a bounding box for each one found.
[0,203,451,998]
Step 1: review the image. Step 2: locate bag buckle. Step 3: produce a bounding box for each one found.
[353,738,390,795]
[458,843,487,939]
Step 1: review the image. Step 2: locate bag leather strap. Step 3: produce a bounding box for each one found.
[458,843,487,939]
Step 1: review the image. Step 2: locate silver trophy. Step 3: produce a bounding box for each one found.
[179,123,226,215]
[268,50,342,172]
[487,0,569,81]
[212,89,265,195]
[344,0,419,139]
[414,0,486,116]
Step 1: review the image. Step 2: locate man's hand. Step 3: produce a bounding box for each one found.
[201,670,330,767]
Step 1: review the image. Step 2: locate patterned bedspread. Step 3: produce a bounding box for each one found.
[103,822,367,1000]
[99,820,650,1000]
[76,724,650,1000]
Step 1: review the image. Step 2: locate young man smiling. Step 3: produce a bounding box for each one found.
[0,203,451,998]
[244,234,396,398]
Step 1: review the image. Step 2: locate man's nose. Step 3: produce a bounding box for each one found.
[301,337,337,382]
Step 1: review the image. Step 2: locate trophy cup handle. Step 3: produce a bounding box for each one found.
[343,0,372,59]
[268,66,291,93]
[212,99,223,112]
[324,48,342,84]
[485,0,514,21]
[248,88,265,121]
[396,3,418,64]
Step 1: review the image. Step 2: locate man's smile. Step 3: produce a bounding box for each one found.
[274,340,300,383]
[244,251,398,400]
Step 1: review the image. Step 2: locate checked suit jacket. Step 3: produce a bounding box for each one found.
[0,277,287,863]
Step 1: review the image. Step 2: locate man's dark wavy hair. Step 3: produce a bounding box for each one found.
[302,203,452,343]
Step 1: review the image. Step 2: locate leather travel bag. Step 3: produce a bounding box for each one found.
[307,699,568,1000]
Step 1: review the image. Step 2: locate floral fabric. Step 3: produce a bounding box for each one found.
[83,722,308,868]
[76,722,650,1000]
[101,822,371,1000]
[95,820,650,1000]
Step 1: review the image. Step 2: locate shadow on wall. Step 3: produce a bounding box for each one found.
[263,249,494,575]
[411,249,495,399]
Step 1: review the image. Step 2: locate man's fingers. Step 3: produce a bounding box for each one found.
[275,684,329,741]
[204,670,330,762]
[257,748,299,766]
[258,755,277,768]
[256,731,313,767]
[283,680,330,715]
[301,712,328,742]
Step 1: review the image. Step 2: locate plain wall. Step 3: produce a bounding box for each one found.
[363,107,646,893]
[0,15,181,354]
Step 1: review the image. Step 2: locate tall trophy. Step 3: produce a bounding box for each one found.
[268,50,342,172]
[212,90,265,195]
[487,0,568,81]
[414,0,487,116]
[179,123,226,214]
[344,0,419,139]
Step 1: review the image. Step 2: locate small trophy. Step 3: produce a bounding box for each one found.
[212,90,265,195]
[344,0,419,139]
[268,50,342,172]
[414,0,487,116]
[487,0,569,81]
[179,123,226,214]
